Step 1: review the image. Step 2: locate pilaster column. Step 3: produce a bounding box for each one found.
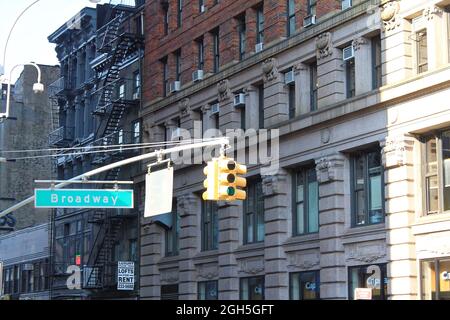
[353,37,372,95]
[380,0,412,84]
[244,85,258,130]
[381,135,417,299]
[316,32,345,109]
[140,221,163,299]
[262,58,288,127]
[218,201,241,300]
[217,79,240,131]
[262,169,289,300]
[178,193,200,300]
[83,94,90,139]
[293,63,310,116]
[315,154,347,299]
[74,96,83,140]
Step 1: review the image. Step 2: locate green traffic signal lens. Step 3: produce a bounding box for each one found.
[227,187,235,196]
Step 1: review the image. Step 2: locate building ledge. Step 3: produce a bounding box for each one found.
[341,223,386,244]
[283,233,320,252]
[412,212,450,235]
[234,242,265,259]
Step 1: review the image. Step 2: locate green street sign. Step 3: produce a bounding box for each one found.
[35,189,134,209]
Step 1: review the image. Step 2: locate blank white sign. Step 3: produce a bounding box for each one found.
[144,167,174,218]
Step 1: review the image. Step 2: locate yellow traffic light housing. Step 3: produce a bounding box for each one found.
[203,156,247,201]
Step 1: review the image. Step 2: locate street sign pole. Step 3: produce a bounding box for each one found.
[0,138,229,219]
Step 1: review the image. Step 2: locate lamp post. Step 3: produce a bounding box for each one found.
[0,0,102,121]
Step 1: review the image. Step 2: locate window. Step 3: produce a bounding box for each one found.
[166,199,180,256]
[163,3,169,35]
[417,29,428,73]
[118,128,124,145]
[421,258,450,300]
[244,178,264,244]
[199,0,204,12]
[293,167,319,235]
[240,276,265,300]
[287,72,296,119]
[348,264,388,300]
[133,71,141,94]
[119,82,126,99]
[161,284,179,300]
[132,121,141,144]
[287,0,296,37]
[371,35,382,89]
[162,57,169,97]
[345,56,355,98]
[422,130,450,214]
[238,15,246,60]
[351,148,384,226]
[256,6,264,44]
[307,0,316,16]
[213,30,220,73]
[310,62,318,111]
[177,0,183,28]
[202,200,218,251]
[198,281,218,300]
[197,38,205,70]
[129,239,138,261]
[290,271,320,300]
[175,50,181,82]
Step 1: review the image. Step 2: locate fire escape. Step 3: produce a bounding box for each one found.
[83,2,143,293]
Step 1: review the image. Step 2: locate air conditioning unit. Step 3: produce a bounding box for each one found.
[234,93,245,107]
[284,70,295,85]
[255,42,264,53]
[132,92,140,100]
[342,0,352,10]
[211,103,220,115]
[200,4,206,13]
[303,15,316,27]
[192,70,204,82]
[170,81,181,93]
[343,45,355,61]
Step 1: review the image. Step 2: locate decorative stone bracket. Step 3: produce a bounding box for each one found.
[217,79,231,102]
[262,170,288,196]
[316,32,333,60]
[381,135,414,169]
[262,58,279,83]
[380,0,401,33]
[315,154,345,184]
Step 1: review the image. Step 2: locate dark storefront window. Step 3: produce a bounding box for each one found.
[202,200,218,251]
[198,281,218,300]
[166,199,180,256]
[348,264,388,300]
[240,276,265,300]
[290,271,320,300]
[161,284,179,300]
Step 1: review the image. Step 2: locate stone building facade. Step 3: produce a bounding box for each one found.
[138,0,450,300]
[0,64,59,232]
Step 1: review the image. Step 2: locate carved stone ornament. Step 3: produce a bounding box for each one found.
[423,6,443,21]
[160,268,179,284]
[178,98,190,115]
[287,253,320,270]
[238,258,265,275]
[197,264,219,280]
[380,0,400,33]
[352,37,368,52]
[262,58,279,82]
[346,243,386,264]
[315,155,345,184]
[321,128,331,144]
[178,194,198,216]
[293,63,306,75]
[217,79,231,102]
[262,171,288,196]
[316,32,333,60]
[381,135,414,169]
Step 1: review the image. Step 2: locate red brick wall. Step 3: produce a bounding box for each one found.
[143,0,342,105]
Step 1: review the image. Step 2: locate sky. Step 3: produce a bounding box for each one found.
[0,0,110,82]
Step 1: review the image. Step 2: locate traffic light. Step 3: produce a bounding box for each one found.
[202,158,219,201]
[202,156,247,201]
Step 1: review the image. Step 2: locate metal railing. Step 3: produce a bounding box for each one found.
[48,126,75,146]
